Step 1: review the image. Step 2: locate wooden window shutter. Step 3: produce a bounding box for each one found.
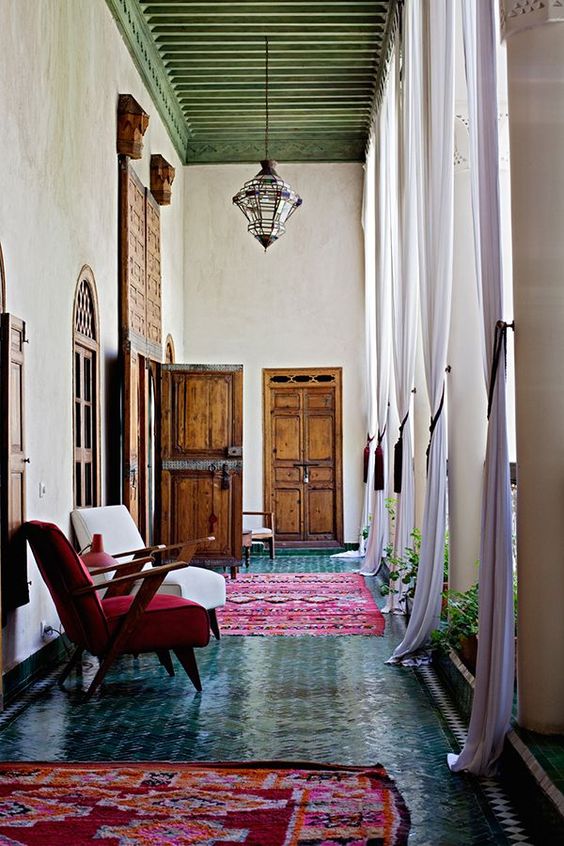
[1,314,29,621]
[73,271,100,509]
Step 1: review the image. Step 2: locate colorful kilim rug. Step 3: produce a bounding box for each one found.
[0,761,410,845]
[218,572,385,636]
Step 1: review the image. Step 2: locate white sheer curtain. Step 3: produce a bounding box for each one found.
[360,140,378,555]
[360,71,394,578]
[389,0,455,660]
[448,0,514,776]
[384,17,419,615]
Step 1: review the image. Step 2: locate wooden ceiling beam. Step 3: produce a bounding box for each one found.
[106,0,397,164]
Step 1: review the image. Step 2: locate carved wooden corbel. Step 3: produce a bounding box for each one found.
[117,94,149,159]
[150,154,176,205]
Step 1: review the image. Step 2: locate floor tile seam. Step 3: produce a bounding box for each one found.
[417,664,534,846]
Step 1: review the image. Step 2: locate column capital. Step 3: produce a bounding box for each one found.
[501,0,564,39]
[453,103,510,173]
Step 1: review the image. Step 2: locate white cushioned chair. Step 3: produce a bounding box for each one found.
[71,505,226,639]
[242,510,275,563]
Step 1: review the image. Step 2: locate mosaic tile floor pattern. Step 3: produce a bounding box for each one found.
[0,554,534,845]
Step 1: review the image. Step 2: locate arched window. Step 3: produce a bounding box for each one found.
[165,333,175,364]
[73,267,100,508]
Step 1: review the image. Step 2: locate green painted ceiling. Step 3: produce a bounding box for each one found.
[107,0,398,164]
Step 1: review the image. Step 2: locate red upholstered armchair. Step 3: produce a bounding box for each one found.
[25,521,213,698]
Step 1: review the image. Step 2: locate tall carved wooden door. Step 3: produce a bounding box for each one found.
[159,365,243,565]
[264,368,343,546]
[119,159,162,538]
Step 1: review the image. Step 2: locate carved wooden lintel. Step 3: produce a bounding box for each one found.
[117,94,149,159]
[150,154,176,205]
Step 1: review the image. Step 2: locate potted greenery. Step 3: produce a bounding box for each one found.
[381,527,422,614]
[431,584,480,673]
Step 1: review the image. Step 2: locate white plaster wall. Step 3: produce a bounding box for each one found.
[183,163,366,543]
[0,0,186,670]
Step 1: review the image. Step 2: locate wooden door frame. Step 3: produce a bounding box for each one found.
[263,367,343,547]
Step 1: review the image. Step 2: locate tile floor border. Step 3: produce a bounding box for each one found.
[0,667,61,731]
[441,646,564,823]
[417,663,534,846]
[507,729,564,818]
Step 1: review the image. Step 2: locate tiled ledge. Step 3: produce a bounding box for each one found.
[433,647,564,839]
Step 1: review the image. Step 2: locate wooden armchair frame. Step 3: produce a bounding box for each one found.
[27,521,219,700]
[71,548,208,698]
[107,537,222,638]
[242,511,275,563]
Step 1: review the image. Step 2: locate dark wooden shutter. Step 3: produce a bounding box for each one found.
[119,159,163,532]
[123,344,140,527]
[1,314,29,621]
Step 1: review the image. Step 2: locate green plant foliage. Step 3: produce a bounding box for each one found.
[431,584,479,653]
[381,528,422,601]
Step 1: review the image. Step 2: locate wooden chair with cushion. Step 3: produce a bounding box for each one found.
[25,521,212,697]
[242,511,275,565]
[71,505,226,639]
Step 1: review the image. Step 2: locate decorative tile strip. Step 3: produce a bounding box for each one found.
[163,364,243,372]
[162,459,242,472]
[507,730,564,816]
[418,663,534,845]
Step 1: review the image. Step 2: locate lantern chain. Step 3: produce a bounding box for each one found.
[265,36,269,160]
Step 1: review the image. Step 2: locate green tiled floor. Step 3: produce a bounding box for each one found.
[0,554,524,844]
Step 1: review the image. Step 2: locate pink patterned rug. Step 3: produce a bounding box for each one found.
[0,762,410,845]
[218,572,385,636]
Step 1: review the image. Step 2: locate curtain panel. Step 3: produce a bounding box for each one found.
[360,67,395,578]
[448,0,515,776]
[389,0,455,661]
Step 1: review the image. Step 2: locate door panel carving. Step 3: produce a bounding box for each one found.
[273,415,300,461]
[274,489,302,537]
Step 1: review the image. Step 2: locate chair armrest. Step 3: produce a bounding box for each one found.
[88,555,154,576]
[111,545,164,559]
[243,511,274,529]
[112,537,215,559]
[73,558,196,596]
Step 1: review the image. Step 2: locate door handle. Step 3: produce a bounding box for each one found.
[293,462,320,483]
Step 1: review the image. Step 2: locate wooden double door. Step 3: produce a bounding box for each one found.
[124,363,243,565]
[264,368,343,546]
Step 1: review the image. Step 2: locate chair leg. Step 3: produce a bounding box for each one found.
[157,650,175,676]
[244,546,250,567]
[208,609,220,640]
[84,652,116,700]
[58,646,83,689]
[173,647,202,692]
[269,536,275,559]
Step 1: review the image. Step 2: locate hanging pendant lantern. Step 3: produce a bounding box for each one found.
[233,38,302,250]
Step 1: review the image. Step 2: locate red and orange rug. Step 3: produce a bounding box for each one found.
[219,572,385,636]
[0,761,410,845]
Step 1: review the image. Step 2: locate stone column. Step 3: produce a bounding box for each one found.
[504,1,564,733]
[447,106,487,594]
